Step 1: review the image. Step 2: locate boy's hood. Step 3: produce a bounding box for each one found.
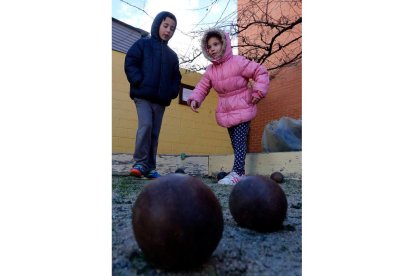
[201,28,233,64]
[150,11,177,44]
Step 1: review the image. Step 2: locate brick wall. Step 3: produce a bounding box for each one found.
[249,62,302,152]
[237,0,302,153]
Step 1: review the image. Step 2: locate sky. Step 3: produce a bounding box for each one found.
[112,0,238,69]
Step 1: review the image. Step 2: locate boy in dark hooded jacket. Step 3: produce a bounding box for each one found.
[125,11,182,178]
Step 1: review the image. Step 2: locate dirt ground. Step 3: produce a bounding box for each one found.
[112,175,302,275]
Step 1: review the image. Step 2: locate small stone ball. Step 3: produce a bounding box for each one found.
[270,171,284,183]
[174,168,185,174]
[229,176,287,232]
[216,171,227,181]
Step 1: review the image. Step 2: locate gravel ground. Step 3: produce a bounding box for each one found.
[112,175,302,275]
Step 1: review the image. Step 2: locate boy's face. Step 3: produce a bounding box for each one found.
[159,17,176,41]
[207,37,223,59]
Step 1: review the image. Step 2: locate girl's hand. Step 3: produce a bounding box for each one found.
[251,96,261,105]
[190,100,200,113]
[251,90,264,105]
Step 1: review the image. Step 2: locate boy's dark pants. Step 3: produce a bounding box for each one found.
[133,98,165,173]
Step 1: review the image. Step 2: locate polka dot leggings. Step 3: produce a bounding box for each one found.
[227,121,250,176]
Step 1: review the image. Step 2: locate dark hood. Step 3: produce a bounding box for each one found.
[150,11,177,44]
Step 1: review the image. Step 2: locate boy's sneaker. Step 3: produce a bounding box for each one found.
[145,170,161,179]
[218,172,243,185]
[130,164,144,177]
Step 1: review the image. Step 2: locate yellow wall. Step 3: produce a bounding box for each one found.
[112,50,232,155]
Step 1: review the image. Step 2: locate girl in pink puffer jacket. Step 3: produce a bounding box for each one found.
[187,28,269,185]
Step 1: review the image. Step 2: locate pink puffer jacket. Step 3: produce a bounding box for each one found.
[188,29,269,128]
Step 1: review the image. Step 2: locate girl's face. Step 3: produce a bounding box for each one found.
[159,17,176,41]
[207,36,223,59]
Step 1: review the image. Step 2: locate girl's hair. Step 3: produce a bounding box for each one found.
[205,32,223,44]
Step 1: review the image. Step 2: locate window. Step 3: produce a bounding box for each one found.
[178,83,195,105]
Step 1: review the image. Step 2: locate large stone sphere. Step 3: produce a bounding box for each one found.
[270,171,284,183]
[229,176,287,232]
[132,174,223,270]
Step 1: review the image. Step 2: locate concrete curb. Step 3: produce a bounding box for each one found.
[112,152,302,179]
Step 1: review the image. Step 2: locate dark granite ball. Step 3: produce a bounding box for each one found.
[217,171,228,181]
[132,174,223,270]
[174,168,185,174]
[229,176,287,232]
[270,171,284,183]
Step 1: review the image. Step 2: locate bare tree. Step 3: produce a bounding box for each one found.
[180,0,302,75]
[235,0,302,73]
[118,0,302,74]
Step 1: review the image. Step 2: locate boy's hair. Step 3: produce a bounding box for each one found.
[161,12,177,24]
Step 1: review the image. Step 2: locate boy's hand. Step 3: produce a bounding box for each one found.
[190,100,200,113]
